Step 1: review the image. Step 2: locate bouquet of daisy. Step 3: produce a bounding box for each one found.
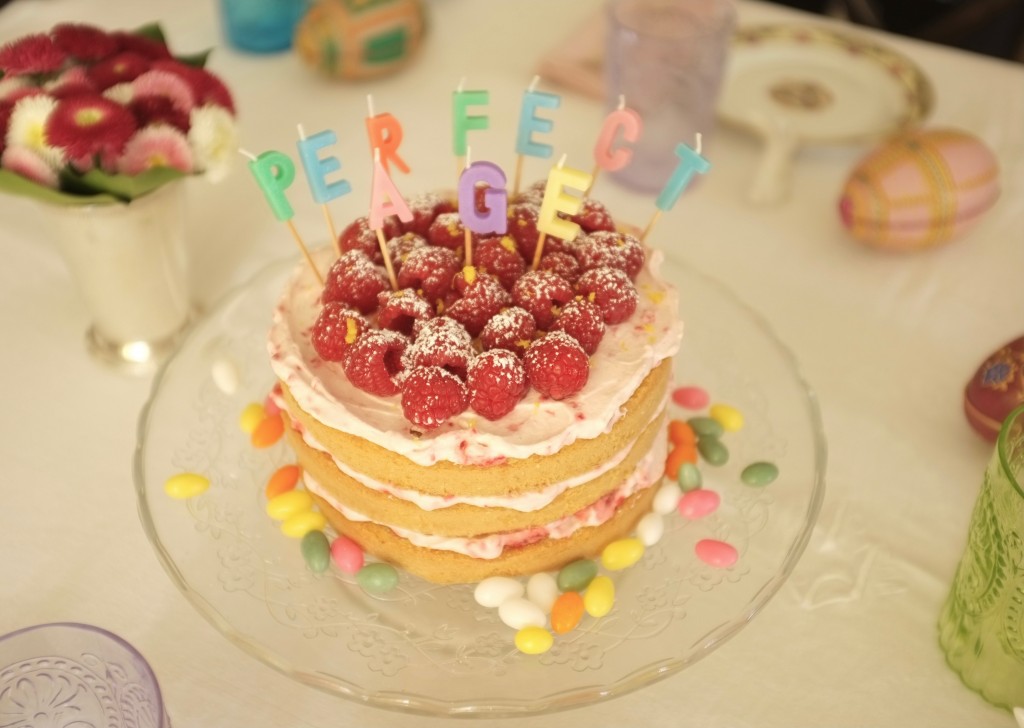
[0,22,238,205]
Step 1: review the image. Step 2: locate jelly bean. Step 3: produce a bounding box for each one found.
[515,626,553,655]
[330,535,364,574]
[653,481,682,515]
[239,403,265,434]
[498,597,547,630]
[688,416,723,439]
[281,510,327,539]
[474,576,525,608]
[710,403,744,432]
[584,575,615,618]
[678,488,721,519]
[550,591,584,634]
[741,461,779,487]
[677,462,703,492]
[695,539,738,568]
[667,420,696,446]
[263,392,282,418]
[601,537,644,571]
[697,436,729,466]
[265,464,301,500]
[300,530,331,573]
[163,472,209,500]
[266,489,314,521]
[665,444,698,478]
[636,511,664,547]
[251,414,284,449]
[556,559,598,592]
[526,572,559,613]
[211,358,239,395]
[672,385,710,410]
[357,562,399,594]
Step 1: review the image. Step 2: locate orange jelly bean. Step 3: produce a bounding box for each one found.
[664,444,698,478]
[264,464,300,499]
[251,414,284,449]
[550,591,585,635]
[667,419,696,447]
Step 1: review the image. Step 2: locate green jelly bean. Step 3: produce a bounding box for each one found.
[677,462,703,491]
[741,461,779,486]
[300,530,331,573]
[688,416,724,439]
[357,562,399,594]
[697,436,729,466]
[556,559,598,592]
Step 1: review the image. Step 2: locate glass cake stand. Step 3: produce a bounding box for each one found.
[134,254,826,718]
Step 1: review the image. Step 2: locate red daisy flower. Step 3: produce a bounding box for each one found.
[152,60,236,114]
[50,83,98,100]
[51,23,118,62]
[129,95,189,133]
[45,95,137,159]
[110,31,172,61]
[0,34,67,76]
[0,101,14,155]
[86,52,150,90]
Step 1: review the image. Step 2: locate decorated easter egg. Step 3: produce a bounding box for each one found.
[838,128,999,251]
[963,336,1024,442]
[295,0,426,80]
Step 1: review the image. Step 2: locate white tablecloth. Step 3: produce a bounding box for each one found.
[1,1,1022,726]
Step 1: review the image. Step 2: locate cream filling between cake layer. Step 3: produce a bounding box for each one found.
[268,245,683,467]
[303,434,667,559]
[289,397,668,513]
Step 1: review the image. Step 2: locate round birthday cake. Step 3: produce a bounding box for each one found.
[267,190,684,583]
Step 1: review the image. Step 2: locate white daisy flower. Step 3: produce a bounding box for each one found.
[187,104,238,182]
[0,76,30,102]
[103,83,135,106]
[6,95,65,170]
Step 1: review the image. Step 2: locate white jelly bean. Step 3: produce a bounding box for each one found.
[498,597,547,630]
[212,358,239,395]
[653,481,682,515]
[636,511,664,546]
[526,572,559,613]
[474,576,524,608]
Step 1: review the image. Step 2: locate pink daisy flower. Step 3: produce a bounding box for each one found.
[47,66,97,100]
[131,70,195,114]
[152,60,236,114]
[45,95,137,159]
[1,145,59,188]
[87,52,150,91]
[0,76,30,102]
[110,31,172,61]
[0,34,67,76]
[52,23,118,62]
[118,125,193,175]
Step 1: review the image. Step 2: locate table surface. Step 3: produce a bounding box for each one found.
[2,1,1022,726]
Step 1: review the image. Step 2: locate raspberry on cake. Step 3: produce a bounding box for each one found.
[267,188,683,584]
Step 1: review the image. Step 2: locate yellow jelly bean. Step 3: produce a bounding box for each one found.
[163,472,210,500]
[584,575,615,618]
[239,403,265,434]
[709,403,744,433]
[600,537,644,571]
[265,464,301,500]
[251,415,284,449]
[514,626,553,655]
[266,489,313,521]
[281,510,327,539]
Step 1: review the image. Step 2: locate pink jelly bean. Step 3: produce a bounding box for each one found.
[330,535,365,574]
[672,386,710,410]
[263,392,282,418]
[677,488,720,519]
[695,539,738,568]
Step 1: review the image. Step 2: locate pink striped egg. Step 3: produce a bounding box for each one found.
[838,128,999,252]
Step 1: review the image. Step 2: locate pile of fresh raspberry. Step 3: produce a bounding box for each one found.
[313,190,646,430]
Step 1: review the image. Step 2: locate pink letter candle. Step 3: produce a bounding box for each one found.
[458,161,508,235]
[369,156,413,231]
[248,150,297,221]
[537,163,593,242]
[656,141,710,212]
[296,129,351,205]
[594,105,642,172]
[366,112,411,176]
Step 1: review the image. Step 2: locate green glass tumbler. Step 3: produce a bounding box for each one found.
[939,403,1024,710]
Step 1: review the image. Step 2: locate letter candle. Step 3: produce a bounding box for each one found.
[588,95,642,197]
[513,76,560,198]
[296,123,349,256]
[533,154,593,269]
[365,94,410,176]
[242,148,323,285]
[368,148,411,290]
[452,78,490,187]
[641,135,710,242]
[458,153,509,266]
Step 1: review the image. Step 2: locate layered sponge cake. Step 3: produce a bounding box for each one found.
[268,193,683,584]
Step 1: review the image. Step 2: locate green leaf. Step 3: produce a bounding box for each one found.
[176,48,212,69]
[67,167,187,200]
[0,170,122,206]
[133,22,167,45]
